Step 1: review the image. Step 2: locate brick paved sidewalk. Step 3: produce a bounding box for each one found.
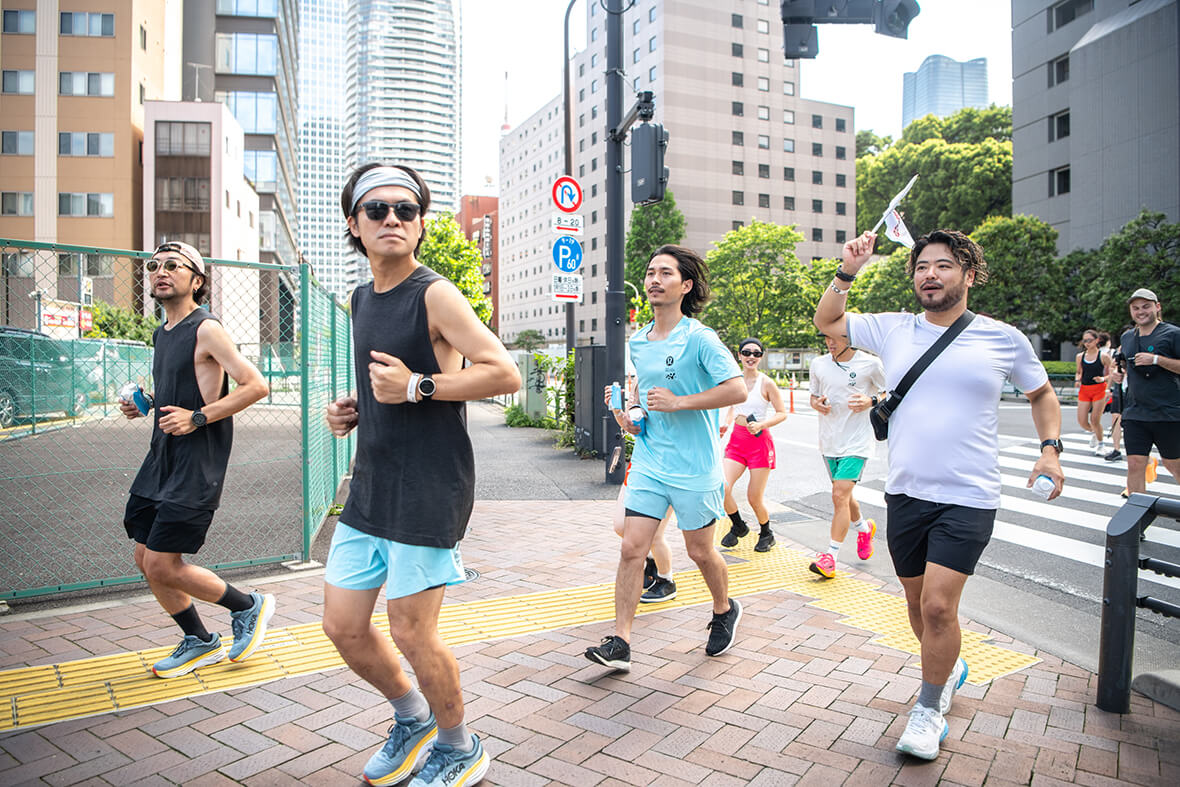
[1,500,1177,785]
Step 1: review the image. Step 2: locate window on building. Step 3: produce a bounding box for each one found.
[632,19,639,34]
[1049,166,1071,196]
[1049,110,1070,141]
[579,319,585,333]
[592,106,598,119]
[140,24,147,49]
[579,164,585,177]
[58,192,114,217]
[758,135,770,149]
[1050,0,1093,31]
[836,201,846,216]
[732,101,744,116]
[758,164,770,179]
[591,210,598,224]
[2,70,34,94]
[225,91,280,133]
[1049,54,1069,86]
[732,13,743,27]
[757,48,770,63]
[591,27,597,42]
[649,6,656,22]
[732,72,743,87]
[649,35,657,52]
[591,291,597,304]
[835,118,846,133]
[784,167,795,181]
[649,66,656,82]
[3,9,35,33]
[757,76,770,91]
[812,170,823,185]
[591,157,597,170]
[733,131,744,146]
[784,109,795,124]
[591,239,597,251]
[139,83,146,105]
[578,139,585,152]
[156,121,212,156]
[591,79,598,93]
[579,63,584,77]
[156,177,211,211]
[835,146,846,160]
[591,131,597,144]
[60,12,114,36]
[633,76,640,90]
[579,113,584,128]
[812,114,823,129]
[757,105,769,120]
[733,220,744,230]
[591,184,598,197]
[836,173,847,187]
[784,138,795,153]
[783,81,795,95]
[784,196,795,210]
[732,42,743,57]
[758,193,770,208]
[591,318,598,331]
[1,192,33,215]
[59,72,116,97]
[732,160,744,175]
[216,0,279,16]
[732,191,744,206]
[2,131,34,155]
[757,19,769,33]
[812,199,823,213]
[812,228,823,242]
[59,132,114,157]
[214,32,278,75]
[836,230,847,243]
[812,142,823,157]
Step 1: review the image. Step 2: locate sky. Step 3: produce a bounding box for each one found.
[459,0,1013,195]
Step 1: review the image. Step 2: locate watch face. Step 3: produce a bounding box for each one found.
[191,410,207,427]
[419,376,436,397]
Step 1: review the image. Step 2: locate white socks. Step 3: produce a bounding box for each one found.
[851,518,871,533]
[827,540,842,560]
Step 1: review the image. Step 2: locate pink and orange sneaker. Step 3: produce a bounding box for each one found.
[856,519,877,560]
[809,552,836,579]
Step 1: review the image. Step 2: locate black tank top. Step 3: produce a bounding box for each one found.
[1080,353,1103,385]
[130,309,233,509]
[340,266,475,548]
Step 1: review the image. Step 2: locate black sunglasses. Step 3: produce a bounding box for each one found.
[740,349,763,358]
[145,258,199,274]
[357,200,421,222]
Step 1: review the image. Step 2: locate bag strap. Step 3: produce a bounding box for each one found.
[891,310,976,401]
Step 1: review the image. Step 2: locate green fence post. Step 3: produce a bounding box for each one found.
[29,332,37,435]
[300,264,312,561]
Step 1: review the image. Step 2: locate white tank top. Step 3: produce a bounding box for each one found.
[734,373,772,421]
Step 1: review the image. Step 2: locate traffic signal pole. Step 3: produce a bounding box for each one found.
[604,0,626,483]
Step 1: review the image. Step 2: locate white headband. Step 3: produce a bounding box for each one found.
[350,167,423,215]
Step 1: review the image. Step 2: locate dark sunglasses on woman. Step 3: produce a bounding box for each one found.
[357,200,421,222]
[740,349,763,358]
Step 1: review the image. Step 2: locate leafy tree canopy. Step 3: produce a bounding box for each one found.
[624,190,686,295]
[856,129,893,158]
[513,328,546,351]
[417,212,493,324]
[1083,210,1180,333]
[969,214,1063,336]
[85,301,159,345]
[852,247,915,316]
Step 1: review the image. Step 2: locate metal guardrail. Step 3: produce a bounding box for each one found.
[1096,493,1180,713]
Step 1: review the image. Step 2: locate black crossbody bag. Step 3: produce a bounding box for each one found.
[869,310,976,441]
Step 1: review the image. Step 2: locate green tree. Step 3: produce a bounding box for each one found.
[856,129,893,158]
[701,221,813,348]
[1084,210,1180,332]
[417,212,493,323]
[900,114,945,146]
[85,300,160,344]
[513,328,545,351]
[940,105,1012,145]
[624,189,686,295]
[969,214,1064,336]
[853,248,915,315]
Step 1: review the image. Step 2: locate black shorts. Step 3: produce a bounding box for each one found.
[1105,387,1122,415]
[124,494,216,554]
[885,493,996,577]
[1122,419,1180,460]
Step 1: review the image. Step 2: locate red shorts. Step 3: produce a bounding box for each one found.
[724,425,776,469]
[1078,382,1107,402]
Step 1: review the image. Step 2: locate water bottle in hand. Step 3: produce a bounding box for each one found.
[1031,474,1055,500]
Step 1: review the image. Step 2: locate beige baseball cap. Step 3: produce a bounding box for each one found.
[1127,287,1158,303]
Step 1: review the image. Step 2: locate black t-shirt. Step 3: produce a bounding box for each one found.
[339,266,475,548]
[1120,322,1180,421]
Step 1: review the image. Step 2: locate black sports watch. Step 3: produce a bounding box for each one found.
[191,409,207,428]
[1040,438,1063,454]
[416,374,436,400]
[834,265,857,283]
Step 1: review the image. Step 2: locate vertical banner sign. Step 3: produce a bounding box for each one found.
[481,215,493,258]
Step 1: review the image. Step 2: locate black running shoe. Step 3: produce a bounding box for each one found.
[720,522,749,548]
[584,635,631,671]
[705,598,742,656]
[640,576,677,603]
[1104,449,1122,462]
[754,532,776,552]
[643,556,657,590]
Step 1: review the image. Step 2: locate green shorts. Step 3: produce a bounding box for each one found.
[825,456,867,482]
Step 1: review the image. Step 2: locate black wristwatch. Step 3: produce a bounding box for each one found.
[416,374,436,400]
[190,409,207,428]
[834,265,857,283]
[1040,438,1063,454]
[870,395,879,407]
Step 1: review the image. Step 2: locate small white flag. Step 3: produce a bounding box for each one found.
[884,209,915,248]
[871,173,920,234]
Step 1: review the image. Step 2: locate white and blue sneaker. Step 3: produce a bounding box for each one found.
[363,713,438,786]
[228,592,275,663]
[408,734,489,787]
[896,703,948,760]
[940,657,968,715]
[152,633,225,678]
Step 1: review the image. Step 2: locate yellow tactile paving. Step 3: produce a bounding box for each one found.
[0,542,1039,731]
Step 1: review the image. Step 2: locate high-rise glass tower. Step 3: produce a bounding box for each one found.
[345,0,461,210]
[902,55,988,129]
[297,0,351,297]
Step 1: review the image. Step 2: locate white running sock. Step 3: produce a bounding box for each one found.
[827,541,842,560]
[851,518,870,533]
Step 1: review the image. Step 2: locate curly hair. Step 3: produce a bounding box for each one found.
[341,162,431,257]
[907,229,989,284]
[650,244,710,316]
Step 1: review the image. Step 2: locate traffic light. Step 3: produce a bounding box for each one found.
[779,0,919,58]
[783,23,819,58]
[631,122,668,205]
[875,0,920,38]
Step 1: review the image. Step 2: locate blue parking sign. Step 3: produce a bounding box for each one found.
[552,236,583,273]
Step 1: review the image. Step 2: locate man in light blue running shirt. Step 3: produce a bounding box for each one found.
[584,245,746,672]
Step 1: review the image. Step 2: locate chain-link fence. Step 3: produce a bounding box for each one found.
[0,239,353,600]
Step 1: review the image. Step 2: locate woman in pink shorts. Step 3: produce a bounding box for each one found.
[1074,328,1113,455]
[719,338,788,552]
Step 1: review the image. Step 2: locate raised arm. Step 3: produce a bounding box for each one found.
[814,231,877,340]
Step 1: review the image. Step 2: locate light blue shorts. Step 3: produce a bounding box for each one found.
[325,521,466,600]
[624,471,724,531]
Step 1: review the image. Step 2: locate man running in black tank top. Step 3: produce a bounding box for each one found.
[121,241,272,679]
[323,164,520,787]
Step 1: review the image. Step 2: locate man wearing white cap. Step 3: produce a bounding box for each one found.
[121,241,273,679]
[1110,288,1180,494]
[322,163,520,787]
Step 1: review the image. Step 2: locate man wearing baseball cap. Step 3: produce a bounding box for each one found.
[1110,288,1180,495]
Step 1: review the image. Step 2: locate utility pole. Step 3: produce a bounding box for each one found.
[603,0,626,483]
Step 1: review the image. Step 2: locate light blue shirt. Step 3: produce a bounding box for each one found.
[630,317,741,489]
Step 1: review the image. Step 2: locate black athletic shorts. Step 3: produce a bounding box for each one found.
[885,493,997,577]
[1105,386,1122,415]
[124,493,215,554]
[1122,419,1180,460]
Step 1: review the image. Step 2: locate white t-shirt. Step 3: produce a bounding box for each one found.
[847,311,1049,509]
[809,351,887,458]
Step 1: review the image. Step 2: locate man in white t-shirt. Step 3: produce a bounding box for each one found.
[808,334,887,578]
[814,229,1065,762]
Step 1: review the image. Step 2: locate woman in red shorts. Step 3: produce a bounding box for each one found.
[1075,328,1114,455]
[719,338,788,552]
